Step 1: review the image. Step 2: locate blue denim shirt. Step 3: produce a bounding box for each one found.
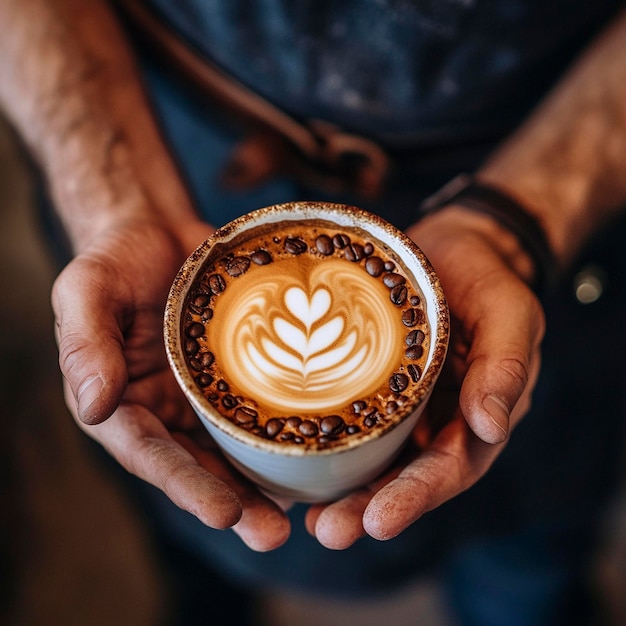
[144,0,621,146]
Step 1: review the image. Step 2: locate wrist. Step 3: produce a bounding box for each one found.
[413,205,536,285]
[419,174,558,295]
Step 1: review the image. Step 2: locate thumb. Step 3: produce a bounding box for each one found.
[461,349,529,443]
[460,292,544,444]
[52,261,128,424]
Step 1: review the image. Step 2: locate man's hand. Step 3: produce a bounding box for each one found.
[52,217,292,551]
[305,207,545,549]
[305,9,626,549]
[0,0,291,552]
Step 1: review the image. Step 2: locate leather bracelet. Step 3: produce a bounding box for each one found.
[419,174,557,295]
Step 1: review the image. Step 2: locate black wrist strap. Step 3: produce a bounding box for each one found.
[420,174,558,295]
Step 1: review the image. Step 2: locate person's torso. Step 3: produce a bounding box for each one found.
[143,0,622,146]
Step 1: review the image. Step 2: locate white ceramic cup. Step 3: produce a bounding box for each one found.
[164,202,449,502]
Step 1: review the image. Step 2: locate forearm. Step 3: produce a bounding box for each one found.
[0,0,197,252]
[478,9,626,267]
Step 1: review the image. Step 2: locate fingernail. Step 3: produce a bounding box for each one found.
[482,394,510,440]
[77,375,103,420]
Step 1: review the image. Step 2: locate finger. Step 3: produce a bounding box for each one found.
[461,284,545,444]
[461,343,542,443]
[175,434,291,552]
[231,489,292,552]
[306,492,369,550]
[52,260,129,425]
[305,466,403,550]
[84,403,243,530]
[363,417,502,540]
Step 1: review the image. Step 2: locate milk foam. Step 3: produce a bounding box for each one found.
[208,258,404,413]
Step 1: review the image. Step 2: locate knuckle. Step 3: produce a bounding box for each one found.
[57,332,89,380]
[497,353,530,392]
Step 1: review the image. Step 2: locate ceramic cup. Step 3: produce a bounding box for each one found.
[164,201,449,502]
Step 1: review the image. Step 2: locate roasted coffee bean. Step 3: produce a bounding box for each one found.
[284,237,308,255]
[390,285,408,305]
[363,242,374,256]
[364,414,378,428]
[250,249,272,265]
[216,379,229,392]
[293,436,305,444]
[286,416,302,429]
[362,407,377,419]
[192,293,211,308]
[406,329,425,346]
[321,415,345,435]
[410,295,421,306]
[185,322,204,338]
[299,420,319,437]
[352,400,367,413]
[265,418,284,438]
[234,406,258,425]
[184,338,200,356]
[196,373,213,387]
[384,261,395,271]
[386,401,398,414]
[280,432,294,441]
[318,436,331,444]
[346,425,361,434]
[402,308,424,327]
[188,357,202,371]
[208,274,226,294]
[189,293,211,315]
[200,352,215,369]
[208,392,219,403]
[383,272,406,288]
[222,394,239,409]
[408,364,422,383]
[365,256,385,276]
[315,234,334,256]
[226,256,251,277]
[332,233,350,248]
[344,242,365,262]
[389,372,409,393]
[201,308,213,321]
[405,345,424,360]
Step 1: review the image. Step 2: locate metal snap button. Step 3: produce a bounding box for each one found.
[574,264,606,304]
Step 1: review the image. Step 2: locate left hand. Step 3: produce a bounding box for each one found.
[53,215,292,551]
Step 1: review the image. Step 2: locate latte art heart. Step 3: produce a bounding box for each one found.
[271,287,350,376]
[208,258,403,413]
[283,286,331,329]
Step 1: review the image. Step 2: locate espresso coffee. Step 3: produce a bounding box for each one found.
[181,219,430,449]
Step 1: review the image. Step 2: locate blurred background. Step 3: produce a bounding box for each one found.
[1,111,626,625]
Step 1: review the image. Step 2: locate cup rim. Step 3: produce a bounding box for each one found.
[164,201,449,457]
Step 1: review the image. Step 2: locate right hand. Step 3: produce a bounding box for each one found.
[52,216,292,551]
[304,204,546,548]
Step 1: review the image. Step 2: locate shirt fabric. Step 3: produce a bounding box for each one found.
[145,0,620,146]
